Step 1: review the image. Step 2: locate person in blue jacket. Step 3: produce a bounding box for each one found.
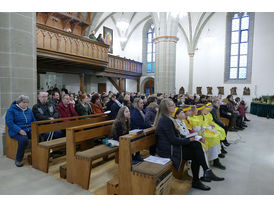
[5,95,36,167]
[130,98,151,163]
[130,98,150,130]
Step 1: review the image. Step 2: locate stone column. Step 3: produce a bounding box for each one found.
[0,12,37,156]
[153,13,179,94]
[187,52,195,95]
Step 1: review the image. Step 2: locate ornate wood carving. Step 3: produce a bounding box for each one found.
[243,87,250,95]
[217,87,224,95]
[230,87,237,95]
[207,87,212,95]
[196,87,202,95]
[37,24,109,64]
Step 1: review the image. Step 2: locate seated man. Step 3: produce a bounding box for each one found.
[49,91,60,107]
[220,99,238,131]
[57,94,78,121]
[32,92,62,141]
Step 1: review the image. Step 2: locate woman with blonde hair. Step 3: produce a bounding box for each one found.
[155,98,223,191]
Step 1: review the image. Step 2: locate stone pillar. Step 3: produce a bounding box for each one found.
[154,36,179,94]
[187,52,195,95]
[153,13,179,94]
[0,12,37,156]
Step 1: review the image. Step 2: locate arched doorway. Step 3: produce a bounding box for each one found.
[144,79,154,95]
[179,87,185,95]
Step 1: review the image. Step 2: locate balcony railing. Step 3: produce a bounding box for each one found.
[36,23,142,78]
[36,24,109,65]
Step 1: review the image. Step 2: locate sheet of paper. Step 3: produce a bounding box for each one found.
[144,155,171,165]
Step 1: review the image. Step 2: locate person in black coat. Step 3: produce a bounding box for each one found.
[110,95,124,120]
[155,98,224,191]
[32,92,62,141]
[110,106,130,141]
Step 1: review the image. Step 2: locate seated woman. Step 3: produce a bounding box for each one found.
[155,98,224,191]
[5,95,36,167]
[75,94,92,116]
[174,108,224,182]
[204,102,228,153]
[130,98,150,130]
[145,102,159,127]
[130,98,151,162]
[90,93,104,114]
[189,105,226,170]
[110,106,131,141]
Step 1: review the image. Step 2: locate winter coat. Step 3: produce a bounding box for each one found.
[90,102,104,114]
[75,102,92,116]
[130,108,150,130]
[155,115,190,170]
[56,101,78,121]
[211,105,225,127]
[32,100,59,121]
[5,101,36,137]
[110,102,121,120]
[145,107,157,126]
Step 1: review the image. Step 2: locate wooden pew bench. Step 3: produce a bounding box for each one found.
[218,108,230,126]
[66,120,118,190]
[32,113,109,173]
[107,127,174,195]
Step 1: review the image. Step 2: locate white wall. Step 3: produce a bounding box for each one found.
[174,12,274,110]
[126,79,137,92]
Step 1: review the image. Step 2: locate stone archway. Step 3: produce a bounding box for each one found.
[140,77,154,95]
[179,87,185,94]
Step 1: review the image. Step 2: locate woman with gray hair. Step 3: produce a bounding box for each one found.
[5,95,36,167]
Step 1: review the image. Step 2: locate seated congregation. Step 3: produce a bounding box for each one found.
[5,86,250,192]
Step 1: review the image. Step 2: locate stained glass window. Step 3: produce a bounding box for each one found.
[147,24,155,73]
[227,12,253,80]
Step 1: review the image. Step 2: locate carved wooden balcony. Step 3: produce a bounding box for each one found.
[36,23,109,68]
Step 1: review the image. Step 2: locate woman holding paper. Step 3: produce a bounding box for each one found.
[155,99,224,191]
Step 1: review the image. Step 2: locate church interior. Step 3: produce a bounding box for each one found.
[1,4,274,199]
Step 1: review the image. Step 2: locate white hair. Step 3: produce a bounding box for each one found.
[16,95,30,104]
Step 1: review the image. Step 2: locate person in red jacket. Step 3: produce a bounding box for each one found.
[90,93,104,114]
[56,94,78,121]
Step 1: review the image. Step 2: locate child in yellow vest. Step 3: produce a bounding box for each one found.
[189,105,226,170]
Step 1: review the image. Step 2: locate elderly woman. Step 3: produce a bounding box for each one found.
[5,95,36,167]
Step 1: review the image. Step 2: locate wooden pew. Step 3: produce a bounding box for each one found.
[32,113,109,173]
[218,108,230,126]
[107,127,173,195]
[66,120,117,190]
[5,125,18,160]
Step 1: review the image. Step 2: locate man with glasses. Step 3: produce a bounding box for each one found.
[32,92,62,141]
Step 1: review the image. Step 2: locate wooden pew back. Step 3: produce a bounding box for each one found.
[117,127,172,195]
[66,120,115,189]
[31,113,109,172]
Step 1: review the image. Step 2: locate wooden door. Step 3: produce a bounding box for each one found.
[98,83,106,94]
[144,80,154,95]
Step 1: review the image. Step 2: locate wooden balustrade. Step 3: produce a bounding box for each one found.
[36,23,142,77]
[36,24,109,64]
[107,55,142,74]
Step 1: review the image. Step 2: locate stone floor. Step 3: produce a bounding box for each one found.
[0,114,273,195]
[187,114,274,195]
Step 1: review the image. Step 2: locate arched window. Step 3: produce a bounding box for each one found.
[146,24,155,73]
[225,12,255,83]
